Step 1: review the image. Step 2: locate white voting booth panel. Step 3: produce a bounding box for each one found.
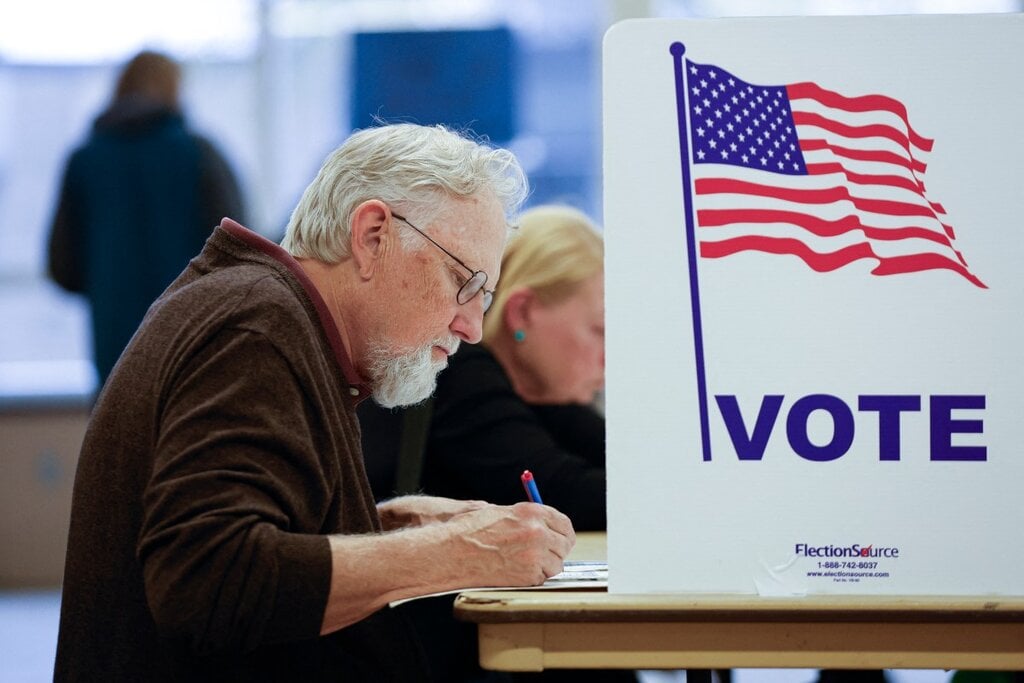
[604,15,1024,596]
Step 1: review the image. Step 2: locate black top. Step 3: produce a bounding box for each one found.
[47,96,246,386]
[360,343,607,531]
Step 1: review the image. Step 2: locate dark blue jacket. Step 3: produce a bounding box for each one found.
[48,96,245,386]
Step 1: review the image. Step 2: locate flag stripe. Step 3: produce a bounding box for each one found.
[871,252,983,287]
[698,178,958,243]
[787,81,933,152]
[805,162,924,196]
[696,177,937,219]
[696,209,956,249]
[800,138,928,175]
[702,235,875,270]
[804,162,949,222]
[793,110,918,158]
[700,236,984,288]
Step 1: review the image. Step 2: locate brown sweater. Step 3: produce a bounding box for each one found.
[55,219,427,681]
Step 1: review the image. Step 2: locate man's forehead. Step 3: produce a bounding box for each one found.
[435,200,507,274]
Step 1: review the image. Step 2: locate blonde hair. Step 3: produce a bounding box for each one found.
[483,205,603,345]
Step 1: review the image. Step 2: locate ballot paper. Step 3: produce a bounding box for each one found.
[389,561,608,607]
[545,561,608,583]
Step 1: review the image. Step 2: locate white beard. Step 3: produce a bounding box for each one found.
[366,336,460,408]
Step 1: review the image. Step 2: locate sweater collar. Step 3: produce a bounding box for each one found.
[218,218,371,404]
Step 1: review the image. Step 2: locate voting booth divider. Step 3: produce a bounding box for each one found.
[603,14,1024,597]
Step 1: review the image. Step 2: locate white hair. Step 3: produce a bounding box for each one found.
[282,123,528,261]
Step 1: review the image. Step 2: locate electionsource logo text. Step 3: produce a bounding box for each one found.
[795,543,899,558]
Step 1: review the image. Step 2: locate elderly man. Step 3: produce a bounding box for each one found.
[54,123,575,681]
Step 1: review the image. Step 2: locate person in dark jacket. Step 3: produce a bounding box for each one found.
[47,49,246,387]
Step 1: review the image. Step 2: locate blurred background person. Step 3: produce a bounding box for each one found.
[46,49,246,388]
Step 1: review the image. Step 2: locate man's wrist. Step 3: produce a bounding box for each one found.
[377,496,421,530]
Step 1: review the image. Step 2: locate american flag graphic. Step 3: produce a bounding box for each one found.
[683,57,986,289]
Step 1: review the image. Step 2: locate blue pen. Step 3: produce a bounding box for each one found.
[520,469,543,504]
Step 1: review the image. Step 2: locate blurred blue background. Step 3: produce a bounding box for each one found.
[0,0,1018,402]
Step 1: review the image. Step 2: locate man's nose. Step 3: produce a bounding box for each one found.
[449,298,484,344]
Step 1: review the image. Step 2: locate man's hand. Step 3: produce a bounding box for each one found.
[319,501,575,635]
[447,502,576,587]
[377,495,488,530]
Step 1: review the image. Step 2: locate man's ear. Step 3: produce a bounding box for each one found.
[502,288,537,333]
[349,200,391,279]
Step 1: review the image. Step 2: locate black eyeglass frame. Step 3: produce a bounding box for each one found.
[390,211,494,312]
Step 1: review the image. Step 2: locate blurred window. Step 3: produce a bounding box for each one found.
[0,0,1016,402]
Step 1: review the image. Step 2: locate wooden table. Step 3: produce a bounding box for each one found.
[454,534,1024,672]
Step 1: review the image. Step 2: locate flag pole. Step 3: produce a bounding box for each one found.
[670,42,712,462]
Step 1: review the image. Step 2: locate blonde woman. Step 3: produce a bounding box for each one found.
[422,204,607,530]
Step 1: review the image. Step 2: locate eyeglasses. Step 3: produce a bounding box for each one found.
[390,211,494,312]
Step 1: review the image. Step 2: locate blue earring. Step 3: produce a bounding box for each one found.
[513,329,526,343]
